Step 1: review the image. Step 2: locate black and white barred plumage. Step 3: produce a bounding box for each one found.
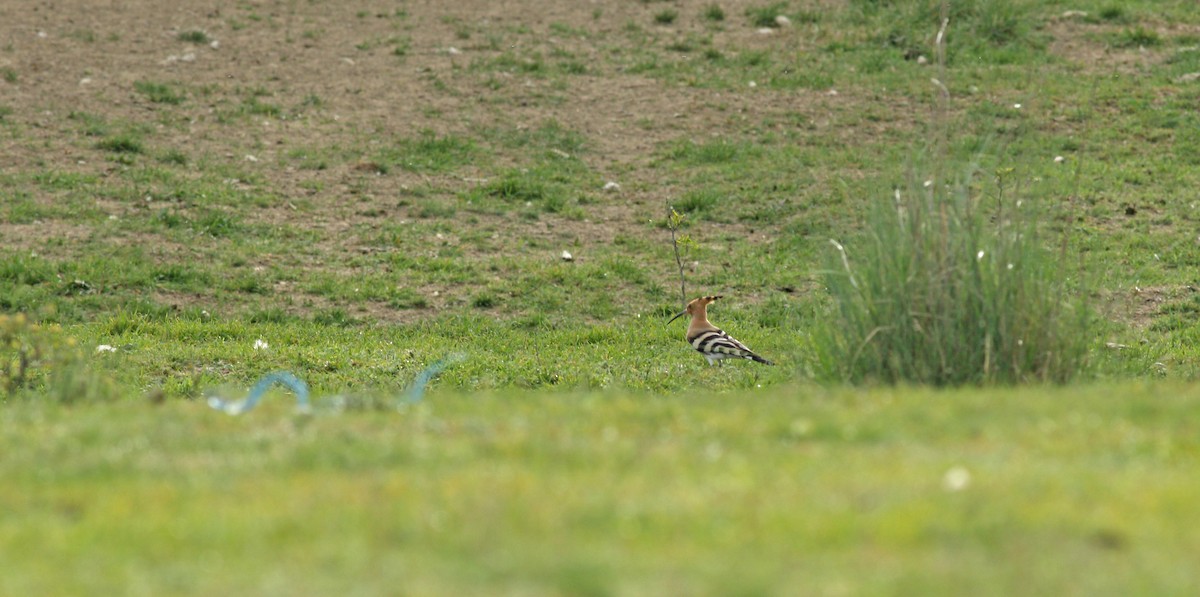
[687,327,773,366]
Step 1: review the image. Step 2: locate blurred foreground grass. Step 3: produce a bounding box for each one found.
[2,381,1198,595]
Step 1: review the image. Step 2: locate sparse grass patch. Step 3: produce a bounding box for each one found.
[481,52,547,75]
[470,170,557,207]
[177,30,210,44]
[195,210,241,237]
[312,308,357,327]
[95,133,144,154]
[158,149,188,165]
[240,96,282,118]
[1098,5,1130,23]
[377,132,477,173]
[654,9,678,25]
[134,80,184,105]
[668,138,759,165]
[472,292,498,308]
[673,188,722,216]
[69,111,109,136]
[1114,27,1161,48]
[746,2,788,28]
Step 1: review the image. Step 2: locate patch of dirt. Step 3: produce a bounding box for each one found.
[0,0,929,318]
[1044,15,1200,75]
[1096,284,1194,330]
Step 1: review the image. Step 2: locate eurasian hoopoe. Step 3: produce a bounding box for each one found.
[667,295,774,366]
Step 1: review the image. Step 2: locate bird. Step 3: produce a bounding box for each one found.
[667,295,773,366]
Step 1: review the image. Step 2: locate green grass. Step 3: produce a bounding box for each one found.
[177,30,210,44]
[95,133,144,154]
[745,2,789,28]
[134,80,185,105]
[3,382,1200,594]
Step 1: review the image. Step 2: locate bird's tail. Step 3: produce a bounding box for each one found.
[749,353,774,366]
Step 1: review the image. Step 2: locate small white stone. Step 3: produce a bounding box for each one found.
[244,155,258,162]
[756,28,774,35]
[37,31,47,38]
[923,179,933,188]
[1054,155,1065,163]
[1013,103,1022,109]
[748,81,757,88]
[447,47,462,55]
[916,55,928,65]
[1061,10,1089,18]
[79,77,92,85]
[180,53,196,62]
[774,15,791,27]
[826,89,839,96]
[603,181,620,192]
[561,250,573,262]
[96,345,117,353]
[943,466,971,491]
[209,40,220,49]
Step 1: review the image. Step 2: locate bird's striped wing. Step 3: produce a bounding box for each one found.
[690,328,760,360]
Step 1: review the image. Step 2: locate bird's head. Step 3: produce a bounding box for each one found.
[667,295,723,325]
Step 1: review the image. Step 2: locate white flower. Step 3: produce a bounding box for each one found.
[1013,103,1022,109]
[96,345,117,353]
[943,466,971,491]
[253,339,269,351]
[977,250,985,260]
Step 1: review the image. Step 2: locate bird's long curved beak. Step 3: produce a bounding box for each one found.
[666,310,687,325]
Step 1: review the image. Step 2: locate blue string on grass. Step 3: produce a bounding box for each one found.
[207,371,311,415]
[206,354,466,415]
[404,353,466,405]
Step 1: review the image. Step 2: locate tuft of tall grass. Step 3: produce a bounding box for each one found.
[813,165,1090,386]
